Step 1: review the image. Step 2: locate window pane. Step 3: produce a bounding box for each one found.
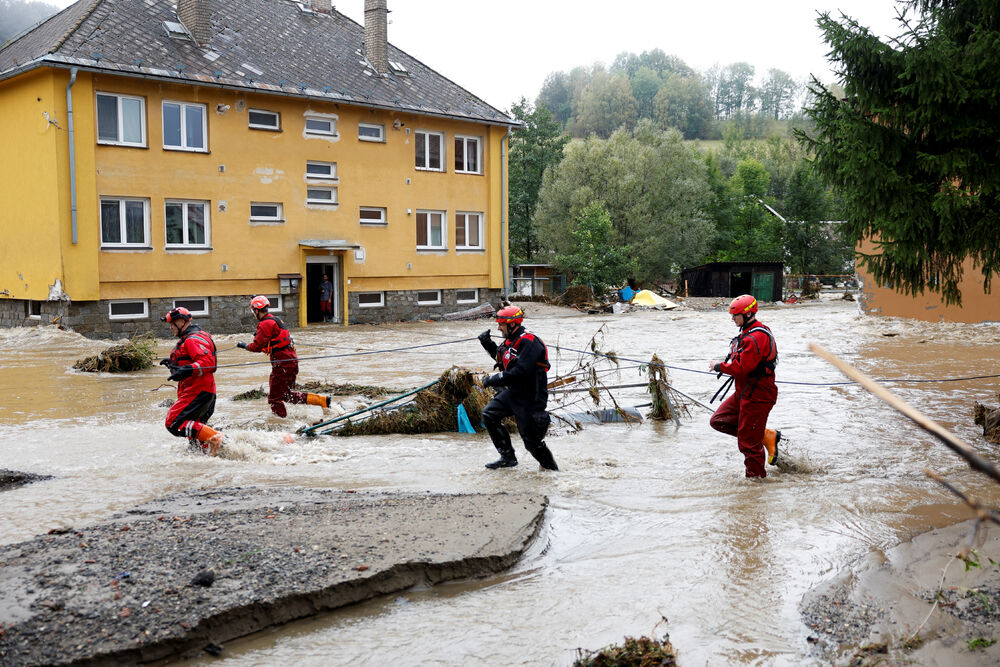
[110,301,145,316]
[125,201,145,243]
[249,110,277,128]
[97,95,119,142]
[187,204,206,244]
[469,216,480,246]
[429,135,440,169]
[101,201,121,243]
[185,105,204,148]
[175,299,206,312]
[454,138,465,170]
[306,118,331,133]
[416,212,427,246]
[468,139,478,172]
[251,204,279,218]
[415,134,426,168]
[306,162,333,177]
[430,214,442,246]
[163,103,181,146]
[455,213,466,246]
[165,203,183,244]
[122,98,143,143]
[360,208,384,222]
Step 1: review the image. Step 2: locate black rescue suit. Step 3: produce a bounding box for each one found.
[480,325,558,470]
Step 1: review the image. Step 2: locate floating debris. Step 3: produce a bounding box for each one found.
[72,333,156,373]
[233,381,397,401]
[973,396,1000,444]
[573,624,677,666]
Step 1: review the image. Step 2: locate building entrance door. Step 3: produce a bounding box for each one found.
[305,257,341,324]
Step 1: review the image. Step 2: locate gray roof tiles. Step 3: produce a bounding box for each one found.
[0,0,514,125]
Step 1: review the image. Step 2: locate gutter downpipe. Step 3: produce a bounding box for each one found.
[66,67,78,244]
[500,125,512,298]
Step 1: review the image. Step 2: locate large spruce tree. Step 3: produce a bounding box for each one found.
[799,0,1000,304]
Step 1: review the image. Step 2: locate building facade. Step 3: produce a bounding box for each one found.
[0,0,515,337]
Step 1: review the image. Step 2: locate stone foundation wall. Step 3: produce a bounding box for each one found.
[348,288,503,324]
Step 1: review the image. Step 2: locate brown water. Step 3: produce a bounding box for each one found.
[3,295,1000,666]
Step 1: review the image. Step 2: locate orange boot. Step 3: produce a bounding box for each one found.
[196,425,226,456]
[306,393,331,410]
[762,428,781,465]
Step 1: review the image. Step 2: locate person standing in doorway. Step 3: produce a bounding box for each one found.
[477,306,558,471]
[237,295,331,418]
[708,294,781,478]
[319,274,334,323]
[160,307,225,455]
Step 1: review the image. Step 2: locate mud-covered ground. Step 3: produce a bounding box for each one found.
[0,488,546,666]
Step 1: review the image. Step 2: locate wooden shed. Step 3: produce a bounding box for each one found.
[680,261,784,302]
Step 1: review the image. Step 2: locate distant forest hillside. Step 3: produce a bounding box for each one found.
[535,49,814,141]
[1,0,59,45]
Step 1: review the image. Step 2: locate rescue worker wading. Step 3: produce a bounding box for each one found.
[708,294,781,478]
[478,306,558,471]
[160,307,225,455]
[237,296,331,418]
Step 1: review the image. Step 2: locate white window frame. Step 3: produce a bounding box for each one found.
[358,122,385,142]
[164,200,211,248]
[250,202,284,222]
[264,294,283,313]
[248,108,281,131]
[416,290,442,306]
[304,114,337,137]
[96,92,146,147]
[359,207,387,225]
[305,161,338,181]
[415,130,445,171]
[27,300,42,319]
[306,186,338,206]
[99,197,150,248]
[162,100,207,152]
[108,299,149,320]
[454,135,482,174]
[416,210,446,250]
[357,292,385,308]
[172,297,209,316]
[456,288,478,304]
[455,211,484,250]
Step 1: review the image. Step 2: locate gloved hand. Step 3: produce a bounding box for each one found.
[159,358,172,367]
[482,373,502,388]
[477,329,492,343]
[237,342,249,350]
[168,365,194,382]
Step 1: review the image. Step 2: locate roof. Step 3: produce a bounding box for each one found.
[0,0,516,126]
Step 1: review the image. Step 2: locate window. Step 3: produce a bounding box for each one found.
[359,207,387,225]
[305,161,337,180]
[109,299,148,320]
[416,210,445,249]
[248,109,280,130]
[454,135,481,173]
[162,101,206,151]
[305,115,337,137]
[357,292,385,308]
[100,197,150,247]
[456,289,478,304]
[415,130,445,170]
[96,93,145,146]
[250,202,284,222]
[165,200,210,247]
[358,123,385,142]
[417,290,441,305]
[28,300,42,319]
[455,211,483,249]
[173,297,208,316]
[306,187,337,205]
[264,295,283,313]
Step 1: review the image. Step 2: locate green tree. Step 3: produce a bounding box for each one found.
[799,0,1000,304]
[555,201,637,294]
[653,73,714,139]
[507,98,569,263]
[717,159,783,261]
[782,162,851,275]
[630,66,662,119]
[758,69,800,120]
[576,70,638,138]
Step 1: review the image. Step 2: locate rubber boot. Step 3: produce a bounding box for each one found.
[196,425,225,456]
[763,428,781,465]
[526,441,559,471]
[485,424,517,469]
[306,393,330,409]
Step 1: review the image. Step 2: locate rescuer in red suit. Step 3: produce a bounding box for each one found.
[708,294,781,478]
[237,295,330,418]
[160,307,225,455]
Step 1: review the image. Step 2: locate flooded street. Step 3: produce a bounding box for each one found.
[3,296,1000,666]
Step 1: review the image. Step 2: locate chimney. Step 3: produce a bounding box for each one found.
[312,0,331,13]
[364,0,389,74]
[178,0,212,45]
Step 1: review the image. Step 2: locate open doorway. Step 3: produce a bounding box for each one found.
[305,257,341,324]
[728,271,752,297]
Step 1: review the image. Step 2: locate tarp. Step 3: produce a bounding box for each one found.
[631,290,678,309]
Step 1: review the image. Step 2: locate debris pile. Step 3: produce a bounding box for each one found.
[973,396,1000,444]
[72,333,156,373]
[573,623,677,666]
[232,381,396,401]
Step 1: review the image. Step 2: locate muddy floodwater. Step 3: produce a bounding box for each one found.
[3,295,1000,665]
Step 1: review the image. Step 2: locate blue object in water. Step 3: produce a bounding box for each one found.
[456,404,476,433]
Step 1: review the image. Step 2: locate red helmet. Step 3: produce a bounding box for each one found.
[496,305,523,325]
[729,294,758,315]
[161,307,192,323]
[250,295,271,310]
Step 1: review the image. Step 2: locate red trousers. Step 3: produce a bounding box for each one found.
[269,354,308,418]
[710,380,776,478]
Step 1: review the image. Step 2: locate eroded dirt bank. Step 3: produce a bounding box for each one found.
[0,488,546,665]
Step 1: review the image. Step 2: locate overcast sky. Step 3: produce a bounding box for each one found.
[48,0,908,112]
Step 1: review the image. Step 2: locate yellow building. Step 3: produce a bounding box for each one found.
[0,0,516,336]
